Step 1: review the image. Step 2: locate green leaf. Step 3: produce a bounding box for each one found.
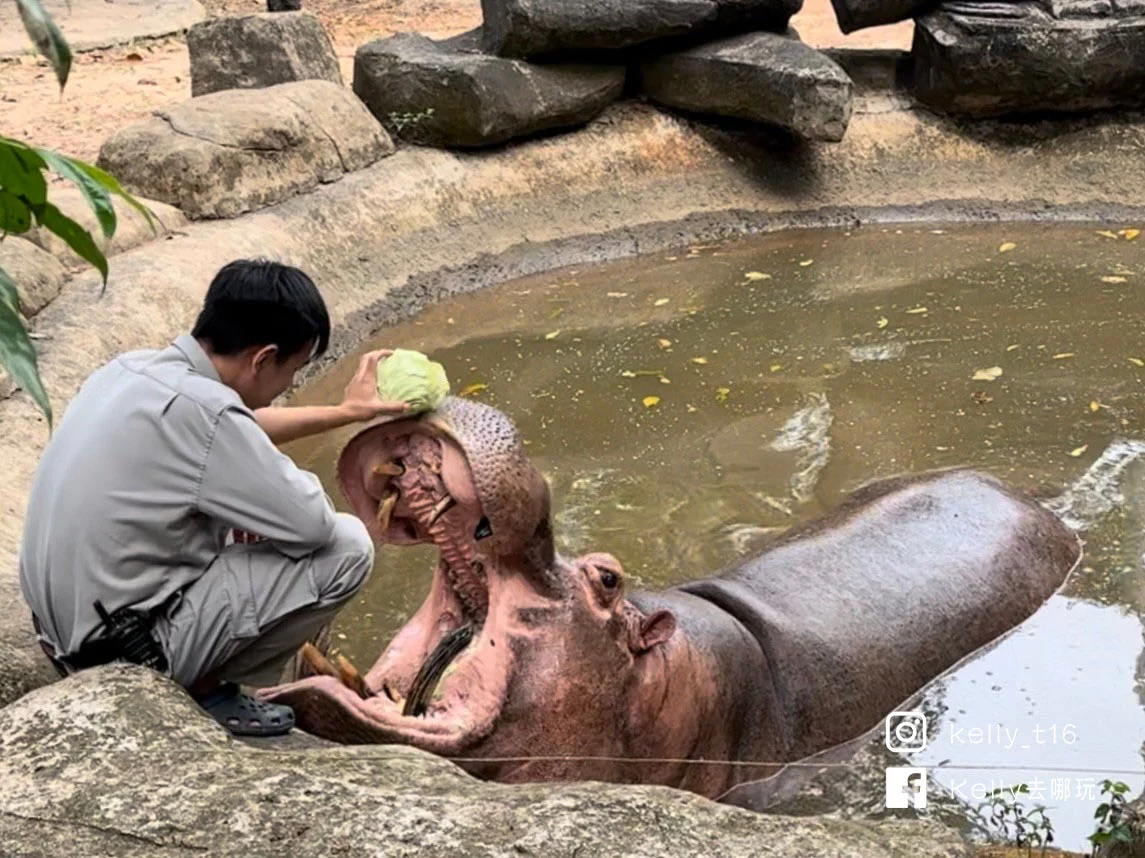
[0,266,51,426]
[14,0,72,91]
[0,191,32,234]
[33,202,108,287]
[1096,803,1111,818]
[1089,832,1112,846]
[72,159,156,232]
[0,139,48,207]
[35,148,117,239]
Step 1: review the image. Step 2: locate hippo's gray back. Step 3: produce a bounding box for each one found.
[678,469,1081,761]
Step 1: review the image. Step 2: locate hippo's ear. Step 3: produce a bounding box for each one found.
[632,610,677,655]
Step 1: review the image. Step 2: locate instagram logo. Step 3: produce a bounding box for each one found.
[885,711,929,753]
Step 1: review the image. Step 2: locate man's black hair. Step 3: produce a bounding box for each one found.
[192,259,331,362]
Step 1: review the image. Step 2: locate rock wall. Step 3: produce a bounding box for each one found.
[0,665,972,857]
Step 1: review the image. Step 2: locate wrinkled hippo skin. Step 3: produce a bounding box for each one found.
[260,398,1081,802]
[912,4,1145,117]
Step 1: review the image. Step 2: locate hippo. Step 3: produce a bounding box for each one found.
[259,397,1082,800]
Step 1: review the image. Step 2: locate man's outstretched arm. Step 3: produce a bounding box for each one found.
[254,350,410,446]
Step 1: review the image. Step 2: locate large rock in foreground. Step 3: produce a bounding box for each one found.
[640,32,853,141]
[187,11,342,97]
[0,237,66,317]
[354,31,626,148]
[912,6,1145,118]
[0,665,971,858]
[481,0,802,58]
[97,80,395,219]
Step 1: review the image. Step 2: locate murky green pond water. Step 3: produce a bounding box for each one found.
[287,222,1145,850]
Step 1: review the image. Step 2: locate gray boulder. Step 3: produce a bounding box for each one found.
[97,80,395,219]
[481,0,803,59]
[353,30,626,148]
[640,31,853,141]
[187,11,342,98]
[912,5,1145,117]
[0,236,67,317]
[0,664,974,858]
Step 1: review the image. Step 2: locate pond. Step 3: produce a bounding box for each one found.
[285,221,1145,851]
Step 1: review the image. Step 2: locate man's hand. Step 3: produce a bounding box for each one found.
[341,350,411,422]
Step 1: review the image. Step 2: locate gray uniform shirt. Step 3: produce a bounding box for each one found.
[19,334,338,656]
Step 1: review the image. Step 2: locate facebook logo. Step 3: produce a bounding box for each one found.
[886,767,928,809]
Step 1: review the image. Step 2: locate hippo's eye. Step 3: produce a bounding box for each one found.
[600,570,619,590]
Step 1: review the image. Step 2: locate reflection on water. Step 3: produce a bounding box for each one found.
[286,222,1145,850]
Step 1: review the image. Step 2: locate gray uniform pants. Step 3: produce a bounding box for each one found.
[154,513,373,688]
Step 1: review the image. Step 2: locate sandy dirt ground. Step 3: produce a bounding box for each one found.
[0,0,911,165]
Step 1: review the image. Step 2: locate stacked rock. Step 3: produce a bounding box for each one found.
[831,0,1145,117]
[352,0,856,148]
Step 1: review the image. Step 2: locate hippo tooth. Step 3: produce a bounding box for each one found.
[373,460,405,477]
[335,653,371,699]
[376,492,398,531]
[428,495,457,526]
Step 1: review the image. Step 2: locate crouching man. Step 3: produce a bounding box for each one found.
[19,259,408,736]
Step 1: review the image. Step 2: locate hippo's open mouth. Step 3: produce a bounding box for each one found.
[257,400,556,753]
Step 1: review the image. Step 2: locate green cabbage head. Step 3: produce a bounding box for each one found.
[375,348,451,414]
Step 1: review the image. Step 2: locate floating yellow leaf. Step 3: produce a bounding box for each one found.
[1006,344,1020,352]
[744,272,772,282]
[770,364,783,373]
[658,339,672,349]
[458,382,488,397]
[906,307,929,315]
[1090,401,1102,412]
[715,387,731,402]
[799,259,814,267]
[972,367,1003,381]
[654,298,670,307]
[1123,228,1141,240]
[642,396,661,408]
[1101,275,1129,284]
[1052,353,1075,360]
[686,404,698,413]
[544,330,561,340]
[446,317,456,325]
[998,242,1017,253]
[548,307,564,320]
[607,292,629,298]
[876,317,889,329]
[1096,230,1119,239]
[1130,358,1145,367]
[660,377,671,385]
[1068,445,1089,458]
[691,357,709,365]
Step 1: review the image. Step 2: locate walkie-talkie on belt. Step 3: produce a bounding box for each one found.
[93,600,169,673]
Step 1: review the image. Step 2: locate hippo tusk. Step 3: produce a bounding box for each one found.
[376,492,398,532]
[373,461,405,477]
[299,642,340,680]
[335,654,371,699]
[428,495,457,526]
